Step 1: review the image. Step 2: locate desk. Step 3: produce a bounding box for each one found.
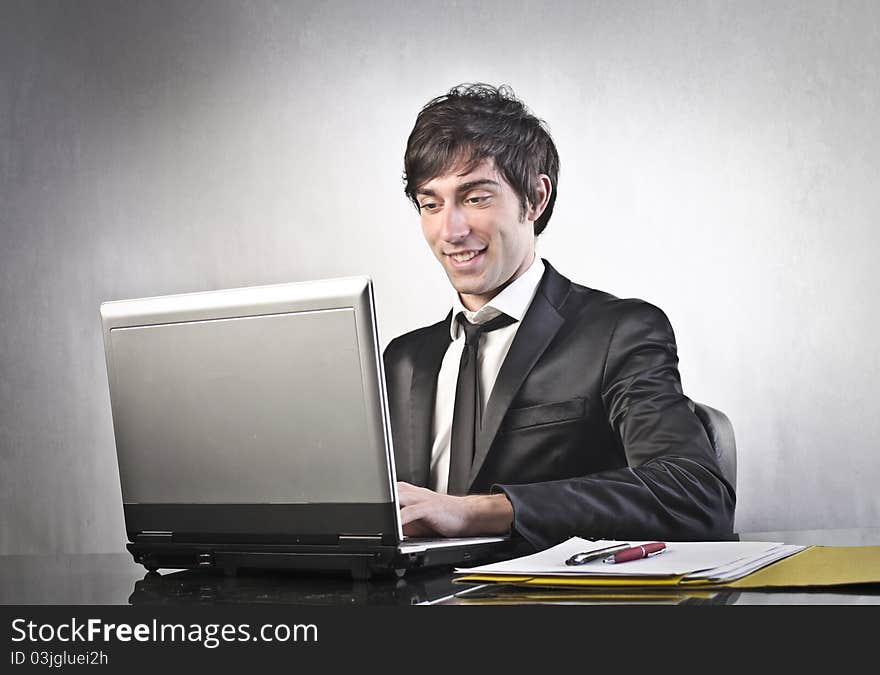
[0,553,461,606]
[1,529,878,605]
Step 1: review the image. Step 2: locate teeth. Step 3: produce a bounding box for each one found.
[452,250,480,262]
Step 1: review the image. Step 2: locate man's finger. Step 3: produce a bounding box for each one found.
[397,481,428,496]
[396,488,429,507]
[402,520,436,538]
[399,504,428,526]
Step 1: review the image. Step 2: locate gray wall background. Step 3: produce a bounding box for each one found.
[2,0,878,554]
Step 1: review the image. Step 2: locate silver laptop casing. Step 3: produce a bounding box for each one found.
[101,277,403,544]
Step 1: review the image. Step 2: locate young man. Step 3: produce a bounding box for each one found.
[383,84,735,551]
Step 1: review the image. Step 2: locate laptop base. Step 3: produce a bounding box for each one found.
[128,540,511,580]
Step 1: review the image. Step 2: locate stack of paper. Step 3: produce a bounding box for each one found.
[455,538,806,588]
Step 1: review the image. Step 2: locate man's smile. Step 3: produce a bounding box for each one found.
[445,247,487,268]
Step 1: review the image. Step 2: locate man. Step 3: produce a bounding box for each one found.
[384,84,735,552]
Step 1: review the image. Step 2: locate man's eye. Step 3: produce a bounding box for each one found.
[419,202,439,211]
[465,196,489,206]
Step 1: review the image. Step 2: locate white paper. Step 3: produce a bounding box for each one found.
[455,537,805,580]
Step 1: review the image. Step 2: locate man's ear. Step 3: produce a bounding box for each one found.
[526,174,553,222]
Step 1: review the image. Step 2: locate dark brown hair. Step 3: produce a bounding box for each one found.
[403,83,559,236]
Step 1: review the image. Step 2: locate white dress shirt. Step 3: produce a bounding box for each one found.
[429,256,546,493]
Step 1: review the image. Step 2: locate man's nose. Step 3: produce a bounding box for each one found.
[440,204,469,241]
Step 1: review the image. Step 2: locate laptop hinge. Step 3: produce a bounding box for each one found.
[338,535,383,547]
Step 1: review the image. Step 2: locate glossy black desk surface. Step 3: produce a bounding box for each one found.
[2,529,878,605]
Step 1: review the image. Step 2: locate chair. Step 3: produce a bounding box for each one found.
[693,402,737,490]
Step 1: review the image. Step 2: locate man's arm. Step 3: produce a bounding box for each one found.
[495,301,736,550]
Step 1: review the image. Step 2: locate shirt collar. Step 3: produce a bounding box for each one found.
[449,256,545,340]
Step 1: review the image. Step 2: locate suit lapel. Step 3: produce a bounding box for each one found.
[469,262,570,488]
[408,313,452,486]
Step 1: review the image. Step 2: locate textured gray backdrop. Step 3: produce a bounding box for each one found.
[2,0,878,554]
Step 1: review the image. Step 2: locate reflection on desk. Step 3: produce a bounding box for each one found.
[129,567,461,606]
[441,580,880,606]
[448,584,741,605]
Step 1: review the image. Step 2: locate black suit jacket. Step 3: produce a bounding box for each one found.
[383,260,736,550]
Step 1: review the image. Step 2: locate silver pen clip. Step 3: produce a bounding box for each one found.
[565,543,631,566]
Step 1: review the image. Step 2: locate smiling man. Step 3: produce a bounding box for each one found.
[416,161,546,311]
[383,84,736,551]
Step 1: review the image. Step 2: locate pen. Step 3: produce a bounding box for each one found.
[565,543,631,566]
[602,542,667,564]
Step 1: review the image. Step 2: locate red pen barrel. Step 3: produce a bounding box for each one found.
[607,542,666,563]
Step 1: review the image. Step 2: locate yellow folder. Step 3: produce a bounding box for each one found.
[455,545,880,590]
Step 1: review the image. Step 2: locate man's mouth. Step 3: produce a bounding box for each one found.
[446,248,486,267]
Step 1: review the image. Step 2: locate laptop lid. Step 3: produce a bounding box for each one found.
[100,276,405,546]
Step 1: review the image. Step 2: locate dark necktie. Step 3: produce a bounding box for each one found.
[446,311,517,495]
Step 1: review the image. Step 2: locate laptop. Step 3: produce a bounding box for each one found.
[100,276,512,579]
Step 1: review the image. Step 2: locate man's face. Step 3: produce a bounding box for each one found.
[416,159,538,311]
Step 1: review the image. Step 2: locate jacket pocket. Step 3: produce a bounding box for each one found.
[500,397,586,432]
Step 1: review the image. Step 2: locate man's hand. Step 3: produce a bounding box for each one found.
[397,482,514,538]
